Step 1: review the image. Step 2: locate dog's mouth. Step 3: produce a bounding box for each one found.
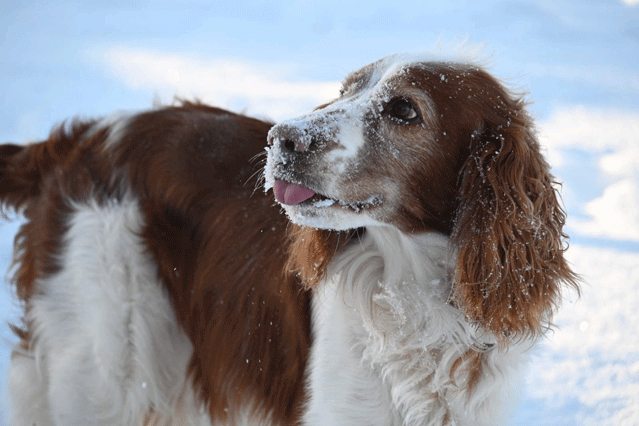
[273,180,382,212]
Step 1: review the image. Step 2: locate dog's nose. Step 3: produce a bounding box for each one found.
[281,138,307,153]
[268,123,311,156]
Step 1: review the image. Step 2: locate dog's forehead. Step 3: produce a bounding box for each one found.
[343,55,430,94]
[344,55,483,100]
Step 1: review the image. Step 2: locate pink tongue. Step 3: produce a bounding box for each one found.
[274,180,316,205]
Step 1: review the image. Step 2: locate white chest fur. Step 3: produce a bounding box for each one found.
[303,269,401,426]
[302,227,528,426]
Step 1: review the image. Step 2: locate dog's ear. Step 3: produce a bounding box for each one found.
[451,82,578,341]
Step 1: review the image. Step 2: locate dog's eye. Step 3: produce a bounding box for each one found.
[388,98,419,123]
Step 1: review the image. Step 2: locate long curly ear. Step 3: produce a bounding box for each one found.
[451,91,578,341]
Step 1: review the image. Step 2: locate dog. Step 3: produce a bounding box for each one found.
[1,54,577,425]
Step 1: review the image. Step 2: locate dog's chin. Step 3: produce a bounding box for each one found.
[280,201,385,231]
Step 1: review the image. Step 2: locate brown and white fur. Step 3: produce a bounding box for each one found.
[1,54,577,426]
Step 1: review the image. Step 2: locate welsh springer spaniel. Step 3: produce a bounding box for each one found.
[1,55,577,426]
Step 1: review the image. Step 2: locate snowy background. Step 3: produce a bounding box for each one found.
[1,0,638,424]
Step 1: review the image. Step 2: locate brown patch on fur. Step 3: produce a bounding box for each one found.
[285,224,357,289]
[442,411,452,426]
[449,350,484,394]
[141,195,312,423]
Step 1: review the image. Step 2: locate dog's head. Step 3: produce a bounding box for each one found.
[266,54,578,339]
[266,55,510,234]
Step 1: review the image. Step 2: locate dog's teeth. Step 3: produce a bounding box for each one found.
[313,199,336,207]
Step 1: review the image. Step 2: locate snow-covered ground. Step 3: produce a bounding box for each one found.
[1,222,638,424]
